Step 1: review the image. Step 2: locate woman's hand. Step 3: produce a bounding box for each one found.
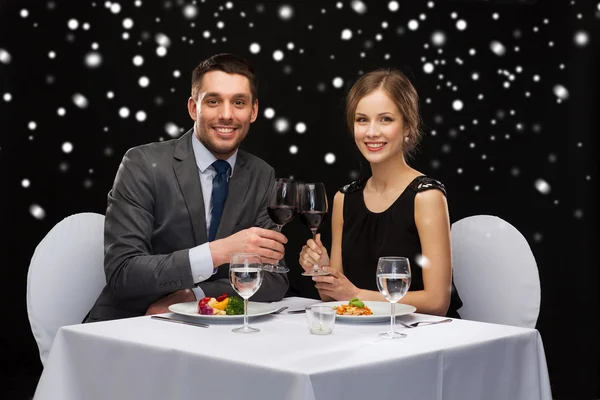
[312,267,360,301]
[298,233,329,272]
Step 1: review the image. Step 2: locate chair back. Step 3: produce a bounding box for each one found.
[451,215,541,328]
[26,212,106,366]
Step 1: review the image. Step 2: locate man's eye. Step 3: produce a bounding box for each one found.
[234,101,245,106]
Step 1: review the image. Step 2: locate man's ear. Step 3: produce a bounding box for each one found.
[187,97,197,121]
[250,99,259,123]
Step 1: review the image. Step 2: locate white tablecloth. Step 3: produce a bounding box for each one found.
[34,297,552,400]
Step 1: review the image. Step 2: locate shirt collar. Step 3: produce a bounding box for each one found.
[191,128,237,176]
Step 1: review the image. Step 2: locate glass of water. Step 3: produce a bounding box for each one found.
[376,256,411,339]
[306,305,336,335]
[229,253,264,333]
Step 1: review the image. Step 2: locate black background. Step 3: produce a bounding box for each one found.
[0,0,598,398]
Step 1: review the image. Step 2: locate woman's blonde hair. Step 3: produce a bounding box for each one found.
[345,69,422,158]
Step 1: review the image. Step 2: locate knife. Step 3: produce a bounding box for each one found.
[151,315,209,328]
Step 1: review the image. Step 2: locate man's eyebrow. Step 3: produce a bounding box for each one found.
[203,92,251,100]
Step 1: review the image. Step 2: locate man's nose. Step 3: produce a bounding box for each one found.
[218,103,233,120]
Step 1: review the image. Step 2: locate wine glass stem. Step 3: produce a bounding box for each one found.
[273,225,283,267]
[244,297,249,329]
[311,229,319,271]
[390,302,396,334]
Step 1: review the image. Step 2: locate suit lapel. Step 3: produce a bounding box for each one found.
[216,151,250,240]
[173,130,207,246]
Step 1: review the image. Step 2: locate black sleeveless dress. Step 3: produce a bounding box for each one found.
[340,175,462,318]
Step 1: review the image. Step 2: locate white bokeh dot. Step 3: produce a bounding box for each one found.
[183,5,198,19]
[0,48,11,64]
[295,122,306,133]
[341,29,353,40]
[57,107,66,116]
[274,117,289,133]
[249,43,260,54]
[62,142,73,153]
[165,122,179,137]
[20,9,29,18]
[110,3,121,14]
[28,121,37,130]
[534,179,551,195]
[29,204,46,220]
[264,108,275,119]
[332,77,344,88]
[351,0,367,14]
[156,46,167,57]
[119,107,130,118]
[574,31,589,47]
[278,4,293,20]
[22,179,31,188]
[68,19,79,30]
[138,76,150,87]
[136,110,147,122]
[388,1,399,12]
[553,84,569,100]
[423,63,434,74]
[289,145,298,154]
[452,99,464,111]
[273,50,284,61]
[408,20,419,30]
[84,52,102,68]
[456,20,467,30]
[3,93,12,102]
[173,70,180,78]
[122,18,133,29]
[133,55,143,66]
[324,153,336,164]
[72,93,88,108]
[490,40,506,56]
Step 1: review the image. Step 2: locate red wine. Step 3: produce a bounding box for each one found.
[299,211,326,231]
[268,205,298,226]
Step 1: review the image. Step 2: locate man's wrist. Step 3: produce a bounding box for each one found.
[208,240,227,267]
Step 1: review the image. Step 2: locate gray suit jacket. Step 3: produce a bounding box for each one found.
[86,130,288,322]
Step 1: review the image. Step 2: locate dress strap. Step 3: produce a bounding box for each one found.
[408,176,447,197]
[339,179,367,194]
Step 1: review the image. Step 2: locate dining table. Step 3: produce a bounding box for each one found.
[33,296,552,400]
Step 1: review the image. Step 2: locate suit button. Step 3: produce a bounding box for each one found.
[159,284,164,289]
[177,280,182,287]
[198,275,204,281]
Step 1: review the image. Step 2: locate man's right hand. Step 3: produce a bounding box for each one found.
[209,227,288,267]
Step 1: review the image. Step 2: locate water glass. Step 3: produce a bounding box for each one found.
[306,305,336,335]
[376,256,412,339]
[229,253,263,333]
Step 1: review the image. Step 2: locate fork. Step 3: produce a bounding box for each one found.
[398,318,452,328]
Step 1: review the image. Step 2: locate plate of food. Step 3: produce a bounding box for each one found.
[168,294,281,320]
[320,298,416,322]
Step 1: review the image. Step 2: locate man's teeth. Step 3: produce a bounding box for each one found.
[215,127,234,133]
[366,143,385,148]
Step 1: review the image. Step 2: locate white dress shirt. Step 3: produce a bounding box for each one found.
[188,132,237,300]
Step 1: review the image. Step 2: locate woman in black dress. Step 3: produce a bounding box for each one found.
[298,69,462,317]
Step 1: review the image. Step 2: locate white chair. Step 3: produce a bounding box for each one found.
[451,215,541,328]
[26,212,106,366]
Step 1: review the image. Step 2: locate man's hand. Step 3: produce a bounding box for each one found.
[145,289,196,315]
[209,227,288,267]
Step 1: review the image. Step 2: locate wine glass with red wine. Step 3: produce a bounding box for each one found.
[265,178,298,273]
[299,182,329,276]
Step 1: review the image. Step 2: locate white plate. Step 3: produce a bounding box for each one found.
[318,301,416,322]
[168,301,281,320]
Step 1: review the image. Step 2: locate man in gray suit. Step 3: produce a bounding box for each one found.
[85,53,289,322]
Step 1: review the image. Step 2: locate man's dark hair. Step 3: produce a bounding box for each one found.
[191,53,258,101]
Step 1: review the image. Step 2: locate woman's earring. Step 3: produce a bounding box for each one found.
[404,136,410,143]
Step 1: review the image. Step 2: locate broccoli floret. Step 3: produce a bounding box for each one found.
[225,296,245,315]
[349,298,365,308]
